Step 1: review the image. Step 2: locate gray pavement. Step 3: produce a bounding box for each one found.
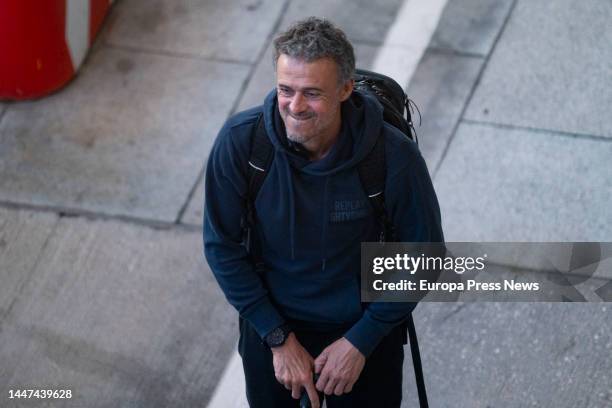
[436,122,612,242]
[1,0,610,407]
[463,0,612,139]
[104,0,286,64]
[430,0,513,56]
[0,46,248,222]
[405,49,482,171]
[405,303,612,408]
[0,208,236,407]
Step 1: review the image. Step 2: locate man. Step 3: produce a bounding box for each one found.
[204,17,443,407]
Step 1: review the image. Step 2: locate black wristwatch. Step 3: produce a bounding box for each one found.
[264,324,292,348]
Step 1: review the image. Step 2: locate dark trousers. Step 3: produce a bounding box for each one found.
[238,317,405,408]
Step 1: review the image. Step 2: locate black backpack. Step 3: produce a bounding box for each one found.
[244,69,429,408]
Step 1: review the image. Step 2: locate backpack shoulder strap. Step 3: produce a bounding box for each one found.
[248,113,274,202]
[243,113,274,259]
[357,132,386,198]
[407,313,429,408]
[357,131,429,408]
[357,133,396,242]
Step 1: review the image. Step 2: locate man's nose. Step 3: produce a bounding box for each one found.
[289,93,306,114]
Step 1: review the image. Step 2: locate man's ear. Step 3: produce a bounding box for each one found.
[339,79,354,101]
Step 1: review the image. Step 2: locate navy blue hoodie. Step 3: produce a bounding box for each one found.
[204,89,443,357]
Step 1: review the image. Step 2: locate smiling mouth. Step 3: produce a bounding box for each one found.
[286,111,314,121]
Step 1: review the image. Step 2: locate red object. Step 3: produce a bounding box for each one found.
[0,0,112,100]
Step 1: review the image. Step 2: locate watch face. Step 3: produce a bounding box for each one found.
[266,326,290,347]
[267,328,285,346]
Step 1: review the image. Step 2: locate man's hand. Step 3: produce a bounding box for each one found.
[271,333,320,408]
[314,337,366,396]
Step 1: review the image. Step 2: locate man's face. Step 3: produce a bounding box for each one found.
[276,54,352,146]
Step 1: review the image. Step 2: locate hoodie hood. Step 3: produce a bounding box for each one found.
[262,89,384,174]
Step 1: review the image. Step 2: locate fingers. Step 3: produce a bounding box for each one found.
[317,366,339,396]
[333,380,348,396]
[291,382,301,399]
[315,370,329,393]
[274,372,291,391]
[343,380,355,394]
[314,350,328,374]
[323,375,337,396]
[303,380,320,408]
[317,368,351,396]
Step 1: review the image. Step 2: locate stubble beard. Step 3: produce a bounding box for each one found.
[283,112,318,144]
[282,106,338,145]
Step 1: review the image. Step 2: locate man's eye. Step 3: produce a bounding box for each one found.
[305,92,320,98]
[278,88,292,96]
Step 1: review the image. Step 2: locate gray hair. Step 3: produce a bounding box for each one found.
[273,17,355,84]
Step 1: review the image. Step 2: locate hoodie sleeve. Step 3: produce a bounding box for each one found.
[203,119,286,340]
[344,143,444,357]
